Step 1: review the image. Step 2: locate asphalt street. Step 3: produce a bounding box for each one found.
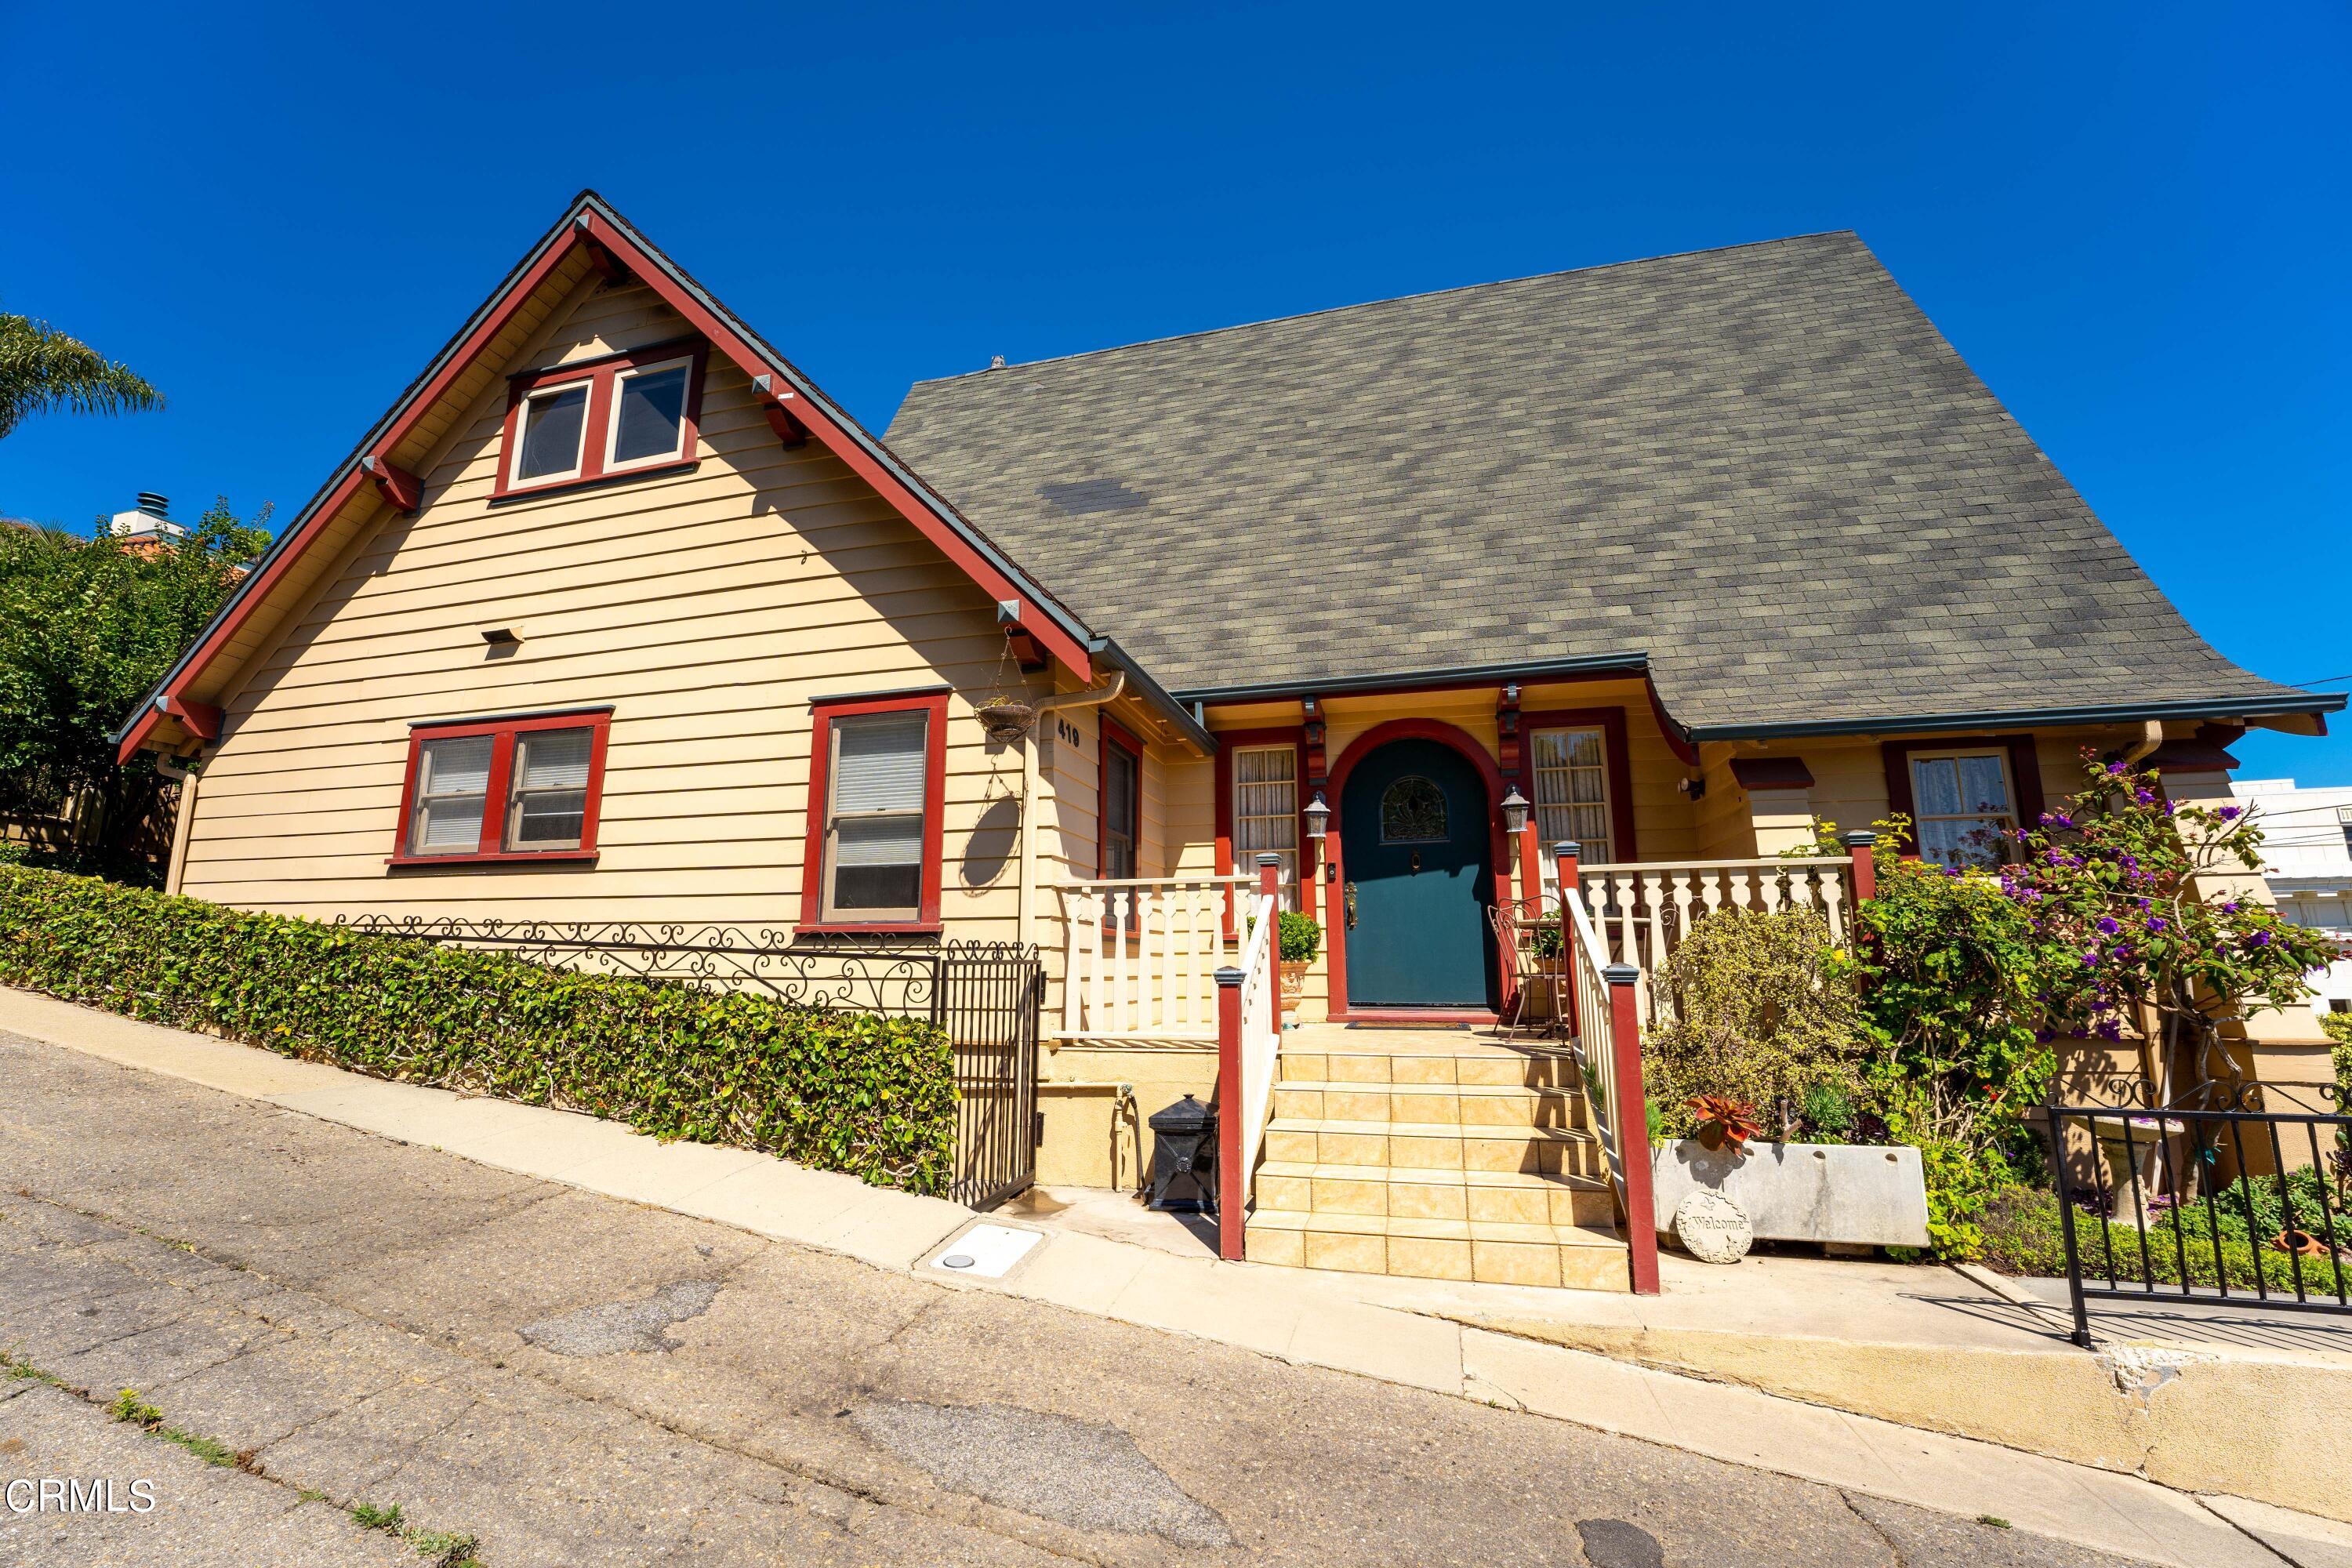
[0,1031,2163,1566]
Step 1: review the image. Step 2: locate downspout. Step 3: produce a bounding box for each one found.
[1017,671,1126,950]
[2120,720,2164,768]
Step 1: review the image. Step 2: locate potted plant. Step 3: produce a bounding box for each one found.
[1275,910,1321,1022]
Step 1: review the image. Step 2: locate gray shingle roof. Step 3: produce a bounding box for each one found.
[884,233,2317,734]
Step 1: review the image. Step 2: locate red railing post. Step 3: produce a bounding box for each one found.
[1257,854,1283,1041]
[1552,839,1581,1020]
[1603,961,1661,1295]
[1842,828,1877,904]
[1214,964,1245,1261]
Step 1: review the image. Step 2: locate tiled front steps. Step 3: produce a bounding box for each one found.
[1243,1035,1632,1291]
[1243,1210,1629,1290]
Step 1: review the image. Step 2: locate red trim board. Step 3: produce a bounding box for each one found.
[118,194,1093,764]
[798,690,950,934]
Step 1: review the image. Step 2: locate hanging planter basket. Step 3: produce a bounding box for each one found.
[976,699,1038,743]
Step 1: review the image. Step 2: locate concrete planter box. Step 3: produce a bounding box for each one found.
[1651,1138,1930,1248]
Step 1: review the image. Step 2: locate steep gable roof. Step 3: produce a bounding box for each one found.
[116,192,1117,762]
[887,234,2336,737]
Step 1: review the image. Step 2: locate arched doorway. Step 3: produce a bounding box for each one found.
[1335,735,1500,1009]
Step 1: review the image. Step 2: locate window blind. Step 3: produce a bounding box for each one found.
[832,712,929,817]
[514,728,593,790]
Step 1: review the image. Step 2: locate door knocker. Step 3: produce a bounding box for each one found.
[1409,849,1422,873]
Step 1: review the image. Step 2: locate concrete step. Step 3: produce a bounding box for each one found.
[1254,1160,1617,1226]
[1281,1045,1582,1088]
[1271,1080,1589,1131]
[1243,1209,1630,1290]
[1263,1116,1605,1178]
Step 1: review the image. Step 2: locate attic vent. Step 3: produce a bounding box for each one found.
[136,492,169,518]
[1039,478,1148,517]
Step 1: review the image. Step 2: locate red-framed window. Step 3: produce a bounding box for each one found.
[390,709,612,866]
[492,338,707,500]
[1213,724,1307,935]
[800,691,949,933]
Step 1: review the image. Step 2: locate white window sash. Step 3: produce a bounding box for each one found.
[510,379,593,486]
[1530,726,1612,865]
[601,355,695,473]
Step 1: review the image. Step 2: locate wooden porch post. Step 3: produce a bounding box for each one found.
[1842,829,1878,903]
[1552,840,1581,1019]
[1214,965,1245,1261]
[1604,961,1661,1295]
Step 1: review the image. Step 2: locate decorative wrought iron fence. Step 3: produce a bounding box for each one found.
[336,916,1042,1209]
[2044,1073,2351,1344]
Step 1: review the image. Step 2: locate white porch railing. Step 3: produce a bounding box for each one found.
[1565,856,1856,1028]
[1055,875,1252,1040]
[1557,880,1661,1293]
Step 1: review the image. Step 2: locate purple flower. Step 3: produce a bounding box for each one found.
[2107,760,2129,775]
[2095,1018,2122,1041]
[2145,916,2168,934]
[2247,930,2272,949]
[2097,916,2122,935]
[1943,864,1965,878]
[2042,811,2074,828]
[2222,901,2240,914]
[2082,949,2101,967]
[2220,805,2241,820]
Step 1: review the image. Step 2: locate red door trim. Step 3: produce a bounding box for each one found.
[1322,717,1512,1020]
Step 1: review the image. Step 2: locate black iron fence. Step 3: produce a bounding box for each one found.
[337,916,1042,1209]
[2044,1075,2351,1344]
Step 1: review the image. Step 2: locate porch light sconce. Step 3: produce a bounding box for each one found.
[1500,786,1532,837]
[481,627,521,648]
[1303,792,1331,841]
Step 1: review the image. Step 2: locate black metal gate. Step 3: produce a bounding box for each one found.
[337,917,1042,1210]
[935,946,1044,1209]
[2045,1078,2350,1345]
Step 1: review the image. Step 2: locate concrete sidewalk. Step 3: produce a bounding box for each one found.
[7,985,2350,1568]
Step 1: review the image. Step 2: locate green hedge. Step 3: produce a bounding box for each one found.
[0,866,955,1193]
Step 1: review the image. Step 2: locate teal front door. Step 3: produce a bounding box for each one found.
[1338,739,1499,1009]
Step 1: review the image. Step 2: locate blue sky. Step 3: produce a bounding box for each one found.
[4,2,2346,780]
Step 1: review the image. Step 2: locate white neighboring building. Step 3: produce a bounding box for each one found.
[2232,777,2352,1026]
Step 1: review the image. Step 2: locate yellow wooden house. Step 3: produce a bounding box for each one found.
[116,194,2343,1293]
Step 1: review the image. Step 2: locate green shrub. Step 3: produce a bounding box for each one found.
[1276,910,1322,964]
[1976,1183,2071,1277]
[1640,907,1868,1141]
[1976,1178,2349,1294]
[0,866,956,1193]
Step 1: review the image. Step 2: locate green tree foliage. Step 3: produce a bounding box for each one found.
[0,866,958,1192]
[0,500,268,881]
[0,310,164,438]
[1851,836,2056,1257]
[2002,753,2335,1087]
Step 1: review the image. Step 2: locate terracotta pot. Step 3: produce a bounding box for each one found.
[2273,1229,2331,1258]
[1278,960,1309,1014]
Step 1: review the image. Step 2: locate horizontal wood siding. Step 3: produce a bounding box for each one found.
[180,277,1046,939]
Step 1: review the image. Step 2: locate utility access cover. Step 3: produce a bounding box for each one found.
[925,1222,1044,1279]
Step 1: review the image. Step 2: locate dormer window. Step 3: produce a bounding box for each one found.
[495,339,705,499]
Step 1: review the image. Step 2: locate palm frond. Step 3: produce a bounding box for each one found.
[0,312,165,439]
